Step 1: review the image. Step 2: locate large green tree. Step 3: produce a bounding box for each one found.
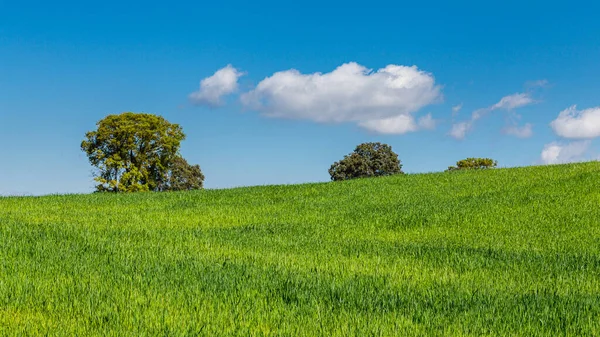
[446,157,497,172]
[329,142,403,181]
[81,112,202,192]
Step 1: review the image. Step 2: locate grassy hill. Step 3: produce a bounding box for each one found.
[1,162,600,336]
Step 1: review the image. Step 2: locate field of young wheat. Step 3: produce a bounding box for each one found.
[1,162,599,336]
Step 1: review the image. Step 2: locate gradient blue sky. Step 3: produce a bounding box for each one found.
[1,0,599,195]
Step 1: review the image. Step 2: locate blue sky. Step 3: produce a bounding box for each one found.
[1,0,600,195]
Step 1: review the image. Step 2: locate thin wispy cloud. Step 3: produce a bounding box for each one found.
[448,121,472,140]
[491,93,535,110]
[452,103,463,114]
[417,113,437,130]
[525,79,549,89]
[241,62,442,134]
[503,123,533,138]
[449,92,536,139]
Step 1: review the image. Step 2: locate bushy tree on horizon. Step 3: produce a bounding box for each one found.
[329,142,403,181]
[160,155,205,191]
[81,112,204,192]
[446,157,497,172]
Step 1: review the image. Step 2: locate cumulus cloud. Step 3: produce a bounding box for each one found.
[189,65,245,107]
[358,115,418,134]
[240,62,441,134]
[449,92,535,139]
[358,113,437,135]
[503,123,533,138]
[540,141,591,164]
[550,105,600,139]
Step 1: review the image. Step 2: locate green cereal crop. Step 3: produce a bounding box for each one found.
[1,162,599,336]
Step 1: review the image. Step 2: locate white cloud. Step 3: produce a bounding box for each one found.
[240,62,441,134]
[540,141,591,164]
[449,92,535,139]
[358,115,418,134]
[491,93,535,110]
[471,108,486,121]
[503,123,533,138]
[189,65,245,107]
[358,113,437,134]
[526,79,549,89]
[550,105,600,139]
[417,113,436,130]
[452,103,463,114]
[448,121,472,140]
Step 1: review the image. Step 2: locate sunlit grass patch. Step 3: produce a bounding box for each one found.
[1,162,600,335]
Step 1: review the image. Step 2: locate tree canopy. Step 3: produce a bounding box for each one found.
[329,142,403,181]
[81,112,203,192]
[161,156,205,191]
[446,157,497,172]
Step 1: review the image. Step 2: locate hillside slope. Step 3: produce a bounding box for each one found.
[1,162,600,336]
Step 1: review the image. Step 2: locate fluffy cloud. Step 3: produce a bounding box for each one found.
[550,105,600,139]
[358,115,418,134]
[503,123,533,138]
[189,65,244,107]
[540,141,591,164]
[358,113,436,134]
[240,62,441,134]
[449,92,535,139]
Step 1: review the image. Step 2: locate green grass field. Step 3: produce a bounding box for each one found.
[1,162,600,336]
